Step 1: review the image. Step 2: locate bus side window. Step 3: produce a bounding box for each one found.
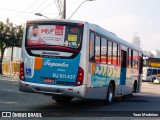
[113,42,117,65]
[152,69,157,75]
[89,32,95,62]
[133,50,138,69]
[108,41,113,64]
[117,44,120,66]
[95,36,101,63]
[128,49,133,68]
[101,38,107,63]
[147,69,152,76]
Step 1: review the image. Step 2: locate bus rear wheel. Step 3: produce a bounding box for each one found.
[105,83,114,105]
[133,81,137,93]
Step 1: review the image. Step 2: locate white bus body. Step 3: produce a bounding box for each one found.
[142,67,160,82]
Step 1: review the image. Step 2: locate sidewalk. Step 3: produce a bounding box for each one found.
[0,74,19,80]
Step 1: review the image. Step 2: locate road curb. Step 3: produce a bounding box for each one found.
[0,74,19,80]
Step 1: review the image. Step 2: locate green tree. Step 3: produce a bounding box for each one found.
[0,20,23,74]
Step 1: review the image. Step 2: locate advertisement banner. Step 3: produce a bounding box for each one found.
[28,25,65,46]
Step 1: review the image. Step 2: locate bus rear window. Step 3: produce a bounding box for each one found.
[26,24,83,48]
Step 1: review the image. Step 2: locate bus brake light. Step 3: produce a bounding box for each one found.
[27,21,33,24]
[19,62,25,81]
[78,23,84,26]
[75,67,84,86]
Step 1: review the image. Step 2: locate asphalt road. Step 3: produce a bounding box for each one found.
[0,76,160,118]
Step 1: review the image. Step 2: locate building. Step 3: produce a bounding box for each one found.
[151,49,160,58]
[132,33,140,48]
[3,47,21,61]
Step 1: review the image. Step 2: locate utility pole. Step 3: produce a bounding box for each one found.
[62,0,66,19]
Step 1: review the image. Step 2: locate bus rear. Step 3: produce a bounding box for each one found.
[19,20,86,102]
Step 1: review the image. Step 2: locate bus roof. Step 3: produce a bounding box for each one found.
[27,19,142,52]
[27,19,86,25]
[89,23,142,52]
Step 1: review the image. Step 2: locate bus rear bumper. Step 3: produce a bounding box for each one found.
[19,80,86,98]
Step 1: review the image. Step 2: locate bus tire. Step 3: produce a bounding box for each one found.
[152,78,156,83]
[105,83,114,105]
[53,96,72,103]
[133,81,137,93]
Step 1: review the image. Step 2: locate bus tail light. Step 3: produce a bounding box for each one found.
[78,23,84,26]
[75,67,84,86]
[19,62,25,81]
[27,21,33,24]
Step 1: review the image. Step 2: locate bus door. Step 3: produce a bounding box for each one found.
[120,50,127,85]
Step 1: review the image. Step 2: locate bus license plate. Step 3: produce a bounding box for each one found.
[43,78,54,83]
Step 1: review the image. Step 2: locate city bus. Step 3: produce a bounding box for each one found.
[142,67,160,82]
[19,19,143,104]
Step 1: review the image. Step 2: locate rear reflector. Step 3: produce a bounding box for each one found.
[68,88,73,91]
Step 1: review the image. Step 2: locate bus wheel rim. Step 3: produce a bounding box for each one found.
[109,89,113,102]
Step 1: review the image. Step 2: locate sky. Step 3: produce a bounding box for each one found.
[0,0,160,51]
